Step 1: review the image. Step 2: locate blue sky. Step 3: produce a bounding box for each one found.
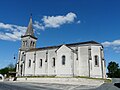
[0,0,120,69]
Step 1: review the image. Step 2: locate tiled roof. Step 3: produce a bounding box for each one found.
[27,41,102,52]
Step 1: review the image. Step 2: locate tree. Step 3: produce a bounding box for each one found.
[0,63,15,76]
[107,61,120,78]
[114,69,120,78]
[0,67,9,76]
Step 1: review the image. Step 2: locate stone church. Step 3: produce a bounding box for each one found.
[16,16,106,78]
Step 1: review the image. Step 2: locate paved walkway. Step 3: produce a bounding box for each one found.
[1,78,120,90]
[0,82,98,90]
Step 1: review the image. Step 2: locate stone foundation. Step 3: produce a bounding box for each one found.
[17,77,104,86]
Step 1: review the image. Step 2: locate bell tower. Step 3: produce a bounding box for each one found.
[21,15,37,50]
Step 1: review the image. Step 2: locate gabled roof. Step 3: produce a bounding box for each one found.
[55,44,74,52]
[26,41,102,52]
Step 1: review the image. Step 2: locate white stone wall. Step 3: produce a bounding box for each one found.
[17,50,25,76]
[78,46,89,76]
[90,46,102,78]
[70,46,79,76]
[35,50,47,76]
[24,48,57,76]
[18,44,106,78]
[24,51,35,76]
[34,49,57,76]
[73,52,79,76]
[56,45,73,77]
[47,49,57,76]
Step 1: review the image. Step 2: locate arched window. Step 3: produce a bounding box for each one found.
[94,55,99,66]
[39,59,42,67]
[28,59,31,68]
[62,55,65,65]
[53,58,55,67]
[33,42,35,47]
[30,41,32,47]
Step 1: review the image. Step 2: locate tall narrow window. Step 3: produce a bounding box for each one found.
[30,41,32,47]
[53,58,55,67]
[76,48,78,60]
[88,47,92,60]
[94,55,99,66]
[62,55,65,65]
[28,59,31,68]
[23,41,25,46]
[45,51,48,62]
[40,59,42,67]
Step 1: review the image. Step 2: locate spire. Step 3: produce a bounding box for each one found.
[25,14,34,36]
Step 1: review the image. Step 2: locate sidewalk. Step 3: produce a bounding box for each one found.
[16,77,104,86]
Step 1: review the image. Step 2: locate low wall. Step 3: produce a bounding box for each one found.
[0,74,4,81]
[17,77,104,86]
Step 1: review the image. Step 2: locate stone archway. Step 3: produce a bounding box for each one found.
[0,74,4,81]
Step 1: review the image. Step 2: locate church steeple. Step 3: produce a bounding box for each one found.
[21,15,37,50]
[25,14,34,36]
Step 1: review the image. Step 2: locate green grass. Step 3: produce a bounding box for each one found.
[74,76,112,83]
[104,79,112,83]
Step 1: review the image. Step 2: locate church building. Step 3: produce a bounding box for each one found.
[16,16,106,78]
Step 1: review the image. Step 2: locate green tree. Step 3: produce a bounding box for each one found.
[114,69,120,78]
[0,63,15,76]
[107,61,119,78]
[0,67,9,76]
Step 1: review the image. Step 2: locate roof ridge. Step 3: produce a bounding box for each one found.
[26,41,102,52]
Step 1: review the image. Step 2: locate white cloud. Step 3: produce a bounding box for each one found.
[102,41,111,47]
[33,21,45,30]
[0,12,78,41]
[102,40,120,47]
[34,12,78,29]
[0,23,13,30]
[0,22,27,41]
[102,39,120,53]
[43,12,77,28]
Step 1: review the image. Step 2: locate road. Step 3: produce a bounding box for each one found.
[95,78,120,90]
[0,82,60,90]
[0,82,97,90]
[0,78,120,90]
